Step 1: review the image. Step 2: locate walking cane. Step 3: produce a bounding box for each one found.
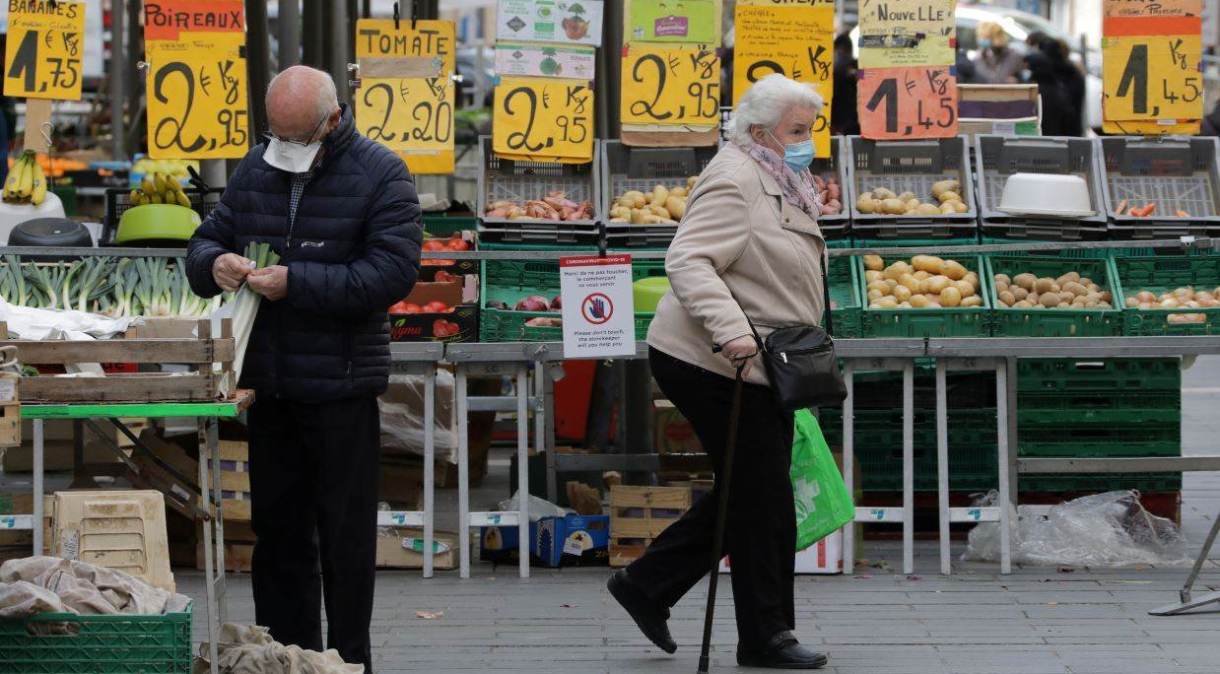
[697,360,747,674]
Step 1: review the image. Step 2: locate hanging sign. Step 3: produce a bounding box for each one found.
[144,1,249,160]
[3,0,86,100]
[496,0,604,47]
[625,0,721,45]
[560,255,636,358]
[493,76,594,163]
[620,44,720,129]
[856,0,956,69]
[355,19,456,175]
[494,42,596,80]
[732,3,835,157]
[1102,0,1203,131]
[858,66,959,140]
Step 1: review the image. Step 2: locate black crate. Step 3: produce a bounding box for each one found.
[1101,136,1220,238]
[600,141,717,249]
[974,135,1108,241]
[101,186,223,245]
[477,136,601,245]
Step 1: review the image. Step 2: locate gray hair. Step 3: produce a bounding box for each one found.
[726,74,825,146]
[268,66,340,121]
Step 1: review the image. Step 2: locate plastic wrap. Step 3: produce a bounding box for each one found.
[963,490,1190,567]
[498,491,572,522]
[378,370,457,464]
[0,298,139,340]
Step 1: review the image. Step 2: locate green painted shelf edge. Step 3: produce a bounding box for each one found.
[21,400,245,420]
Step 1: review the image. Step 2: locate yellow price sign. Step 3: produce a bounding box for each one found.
[144,1,249,160]
[1103,31,1203,122]
[620,45,720,128]
[732,3,834,157]
[3,0,86,100]
[354,19,457,174]
[493,76,594,163]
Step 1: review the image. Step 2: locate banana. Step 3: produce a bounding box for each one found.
[141,176,157,196]
[7,155,30,202]
[129,189,144,206]
[150,193,163,204]
[29,163,46,206]
[2,159,21,201]
[176,191,192,208]
[16,153,34,200]
[153,173,168,194]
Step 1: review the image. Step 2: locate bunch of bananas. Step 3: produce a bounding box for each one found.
[2,151,48,206]
[130,173,192,208]
[132,157,196,179]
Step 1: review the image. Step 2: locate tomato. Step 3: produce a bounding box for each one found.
[422,239,446,252]
[403,303,423,314]
[446,236,471,251]
[432,319,461,338]
[423,301,450,313]
[434,270,459,283]
[388,300,411,313]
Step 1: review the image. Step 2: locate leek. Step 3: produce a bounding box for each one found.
[229,242,280,388]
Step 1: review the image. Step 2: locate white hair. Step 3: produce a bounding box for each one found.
[268,66,339,121]
[726,74,824,146]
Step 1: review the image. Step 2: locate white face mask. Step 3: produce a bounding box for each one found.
[264,138,322,174]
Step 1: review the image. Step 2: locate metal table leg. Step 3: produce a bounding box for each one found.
[423,364,436,579]
[936,360,950,575]
[1150,511,1220,615]
[841,363,855,575]
[1001,357,1017,575]
[515,366,530,580]
[198,418,220,674]
[902,361,915,576]
[456,364,471,579]
[32,419,43,555]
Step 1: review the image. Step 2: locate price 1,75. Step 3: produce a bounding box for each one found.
[858,66,958,140]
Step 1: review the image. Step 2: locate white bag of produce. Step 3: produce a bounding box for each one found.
[0,297,138,341]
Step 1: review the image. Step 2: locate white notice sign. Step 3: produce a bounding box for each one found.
[560,255,635,358]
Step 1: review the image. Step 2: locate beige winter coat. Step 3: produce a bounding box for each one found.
[647,142,827,386]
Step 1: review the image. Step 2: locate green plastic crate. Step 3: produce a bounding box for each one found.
[857,254,992,337]
[1021,474,1182,493]
[1113,255,1220,336]
[853,237,979,249]
[986,256,1122,337]
[1019,424,1180,458]
[423,213,477,236]
[978,236,1152,258]
[0,606,192,673]
[1016,358,1181,393]
[826,255,862,338]
[1017,406,1179,426]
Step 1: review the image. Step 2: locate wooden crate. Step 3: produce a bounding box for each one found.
[2,319,235,403]
[0,401,18,449]
[609,485,692,568]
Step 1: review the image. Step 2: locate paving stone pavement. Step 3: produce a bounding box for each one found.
[177,355,1220,673]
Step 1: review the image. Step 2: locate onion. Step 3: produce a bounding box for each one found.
[515,295,551,312]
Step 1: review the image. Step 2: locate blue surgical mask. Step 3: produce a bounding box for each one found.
[979,38,993,50]
[769,131,814,173]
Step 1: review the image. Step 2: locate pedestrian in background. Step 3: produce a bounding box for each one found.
[607,73,829,671]
[972,22,1024,84]
[1022,48,1072,137]
[1028,32,1086,136]
[187,65,422,674]
[831,32,859,136]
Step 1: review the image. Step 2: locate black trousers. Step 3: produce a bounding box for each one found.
[248,395,380,673]
[629,348,797,650]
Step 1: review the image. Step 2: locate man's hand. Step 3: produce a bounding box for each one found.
[719,335,758,378]
[246,265,289,302]
[213,253,254,292]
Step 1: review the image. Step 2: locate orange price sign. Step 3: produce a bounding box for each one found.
[857,66,958,140]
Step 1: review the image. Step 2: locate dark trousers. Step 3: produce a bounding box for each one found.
[628,348,797,650]
[248,396,380,673]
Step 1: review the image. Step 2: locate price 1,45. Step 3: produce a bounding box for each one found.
[858,66,958,140]
[1103,33,1202,122]
[493,76,594,162]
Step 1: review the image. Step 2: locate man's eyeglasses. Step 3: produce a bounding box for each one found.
[264,112,329,146]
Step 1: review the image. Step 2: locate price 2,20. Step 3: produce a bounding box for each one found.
[362,79,454,145]
[6,29,81,93]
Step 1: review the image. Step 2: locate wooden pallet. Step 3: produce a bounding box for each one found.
[1,319,235,403]
[609,485,692,568]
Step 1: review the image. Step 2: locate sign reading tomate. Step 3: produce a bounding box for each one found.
[144,1,250,159]
[493,76,594,163]
[620,44,720,128]
[858,66,958,139]
[1102,0,1203,131]
[3,0,87,100]
[732,2,834,157]
[354,19,456,174]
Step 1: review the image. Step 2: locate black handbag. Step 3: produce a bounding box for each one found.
[732,271,847,412]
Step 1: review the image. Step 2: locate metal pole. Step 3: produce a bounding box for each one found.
[423,365,436,578]
[32,420,44,555]
[902,361,915,576]
[328,0,351,103]
[302,0,324,68]
[456,366,471,578]
[125,0,143,157]
[278,0,301,68]
[246,0,273,137]
[602,0,624,139]
[109,0,125,160]
[936,360,951,575]
[841,363,855,574]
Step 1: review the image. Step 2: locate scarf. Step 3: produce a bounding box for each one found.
[741,141,823,220]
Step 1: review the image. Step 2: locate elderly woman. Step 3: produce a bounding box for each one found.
[972,21,1024,84]
[607,74,829,670]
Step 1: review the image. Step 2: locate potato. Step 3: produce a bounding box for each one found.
[1032,278,1054,294]
[931,179,961,198]
[873,187,896,200]
[874,296,899,309]
[897,191,916,203]
[664,196,687,219]
[857,197,878,213]
[884,279,899,290]
[887,261,913,276]
[940,202,957,215]
[953,280,976,298]
[868,288,886,301]
[865,270,884,283]
[951,200,968,213]
[913,270,931,281]
[995,273,1012,286]
[937,190,962,204]
[859,191,874,201]
[1056,272,1081,286]
[999,290,1016,306]
[1099,291,1112,303]
[1040,292,1062,308]
[1058,301,1071,308]
[1062,281,1087,297]
[647,204,671,218]
[964,272,980,290]
[882,198,907,214]
[670,186,688,198]
[1072,296,1090,308]
[893,285,913,302]
[867,280,890,294]
[909,294,930,308]
[942,260,968,281]
[688,175,699,190]
[864,254,885,271]
[911,256,939,273]
[1013,300,1034,308]
[914,203,943,216]
[939,286,963,307]
[924,275,952,294]
[995,280,1010,294]
[961,295,984,308]
[899,274,922,293]
[1125,297,1140,308]
[1011,286,1029,301]
[651,185,670,206]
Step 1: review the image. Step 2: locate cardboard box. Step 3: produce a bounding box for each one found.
[376,528,458,570]
[53,490,175,592]
[958,84,1042,141]
[390,281,478,343]
[0,493,54,562]
[720,530,843,575]
[480,514,610,567]
[653,399,702,455]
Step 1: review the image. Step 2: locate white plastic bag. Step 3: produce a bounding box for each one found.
[963,490,1190,567]
[0,297,139,340]
[498,491,572,522]
[378,370,457,463]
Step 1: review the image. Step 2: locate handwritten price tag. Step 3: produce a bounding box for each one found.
[858,66,958,140]
[493,76,594,163]
[857,0,955,69]
[3,0,86,100]
[620,45,720,128]
[1102,13,1203,125]
[732,3,834,157]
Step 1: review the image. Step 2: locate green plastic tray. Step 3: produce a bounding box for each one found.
[1113,255,1220,336]
[827,255,863,338]
[979,236,1152,258]
[422,213,477,236]
[1016,358,1181,393]
[0,606,192,673]
[857,254,992,338]
[1021,474,1182,493]
[853,237,979,249]
[986,256,1122,337]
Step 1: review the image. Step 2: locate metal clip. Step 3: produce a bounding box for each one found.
[393,2,400,30]
[137,61,150,72]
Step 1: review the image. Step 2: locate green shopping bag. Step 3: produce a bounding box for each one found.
[792,409,854,551]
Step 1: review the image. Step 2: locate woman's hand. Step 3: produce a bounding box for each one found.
[720,335,758,378]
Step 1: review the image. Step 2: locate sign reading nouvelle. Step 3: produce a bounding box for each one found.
[560,255,636,358]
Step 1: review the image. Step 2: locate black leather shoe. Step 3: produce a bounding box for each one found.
[606,570,677,654]
[737,631,828,669]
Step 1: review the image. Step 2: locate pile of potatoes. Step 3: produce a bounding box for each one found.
[994,270,1113,310]
[1125,287,1220,310]
[856,179,968,216]
[863,254,984,309]
[608,178,697,225]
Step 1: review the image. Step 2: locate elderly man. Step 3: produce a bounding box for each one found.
[187,66,421,672]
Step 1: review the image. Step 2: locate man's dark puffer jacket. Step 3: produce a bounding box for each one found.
[186,105,422,403]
